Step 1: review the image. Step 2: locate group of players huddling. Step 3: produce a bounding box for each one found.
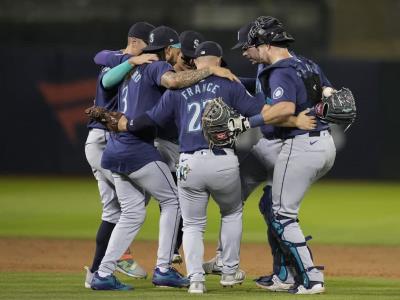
[84,16,338,295]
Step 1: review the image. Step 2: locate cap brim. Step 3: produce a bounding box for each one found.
[231,42,245,50]
[142,44,165,52]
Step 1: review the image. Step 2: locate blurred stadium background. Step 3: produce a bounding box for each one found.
[0,0,399,179]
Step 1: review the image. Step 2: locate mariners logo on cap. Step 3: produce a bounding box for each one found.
[149,33,154,43]
[193,39,200,48]
[200,50,206,55]
[273,87,284,99]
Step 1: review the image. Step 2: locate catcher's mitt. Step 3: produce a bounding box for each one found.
[314,87,356,131]
[202,98,240,148]
[85,106,123,132]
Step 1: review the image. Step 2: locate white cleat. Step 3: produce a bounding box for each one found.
[84,266,94,289]
[202,256,222,275]
[288,282,325,294]
[188,281,206,294]
[255,274,294,292]
[220,269,245,287]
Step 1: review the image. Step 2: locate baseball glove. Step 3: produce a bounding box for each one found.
[202,97,241,148]
[314,87,357,131]
[85,106,123,132]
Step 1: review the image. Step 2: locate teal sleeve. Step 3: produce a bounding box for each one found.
[102,60,133,89]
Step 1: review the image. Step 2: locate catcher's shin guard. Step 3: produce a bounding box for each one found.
[259,186,293,282]
[270,215,323,288]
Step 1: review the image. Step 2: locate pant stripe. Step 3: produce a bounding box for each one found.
[278,139,293,215]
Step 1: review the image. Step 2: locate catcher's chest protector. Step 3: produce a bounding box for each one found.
[259,57,323,110]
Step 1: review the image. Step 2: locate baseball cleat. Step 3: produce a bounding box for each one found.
[172,253,183,264]
[220,269,246,287]
[188,281,206,294]
[84,266,94,289]
[202,256,222,275]
[288,281,325,294]
[91,272,133,291]
[255,274,294,292]
[116,258,147,279]
[152,267,190,288]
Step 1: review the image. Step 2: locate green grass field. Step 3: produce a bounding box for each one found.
[0,177,399,245]
[0,177,399,300]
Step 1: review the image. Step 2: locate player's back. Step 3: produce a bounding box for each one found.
[159,75,264,152]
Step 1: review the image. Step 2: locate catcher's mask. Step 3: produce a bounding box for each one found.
[248,16,295,47]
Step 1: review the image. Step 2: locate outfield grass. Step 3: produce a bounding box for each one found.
[0,273,399,300]
[0,177,399,245]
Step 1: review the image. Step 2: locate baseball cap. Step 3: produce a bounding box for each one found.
[231,22,254,50]
[142,26,180,52]
[179,30,206,58]
[128,22,155,43]
[194,41,223,58]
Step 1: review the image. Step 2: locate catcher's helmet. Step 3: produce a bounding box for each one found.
[248,16,294,47]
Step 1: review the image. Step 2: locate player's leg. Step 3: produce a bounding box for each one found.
[271,133,336,294]
[207,151,245,287]
[177,155,209,293]
[252,138,296,290]
[92,172,147,291]
[154,138,184,264]
[128,160,188,288]
[84,130,146,287]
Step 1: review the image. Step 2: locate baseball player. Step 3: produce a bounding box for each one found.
[90,26,239,291]
[203,21,313,290]
[231,17,336,294]
[93,29,207,265]
[84,22,154,288]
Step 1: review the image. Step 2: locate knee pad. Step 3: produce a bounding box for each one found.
[270,215,323,287]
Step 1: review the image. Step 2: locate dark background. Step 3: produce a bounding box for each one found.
[1,0,399,179]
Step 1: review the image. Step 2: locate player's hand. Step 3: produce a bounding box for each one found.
[209,66,240,82]
[118,115,128,132]
[296,108,316,130]
[129,54,159,66]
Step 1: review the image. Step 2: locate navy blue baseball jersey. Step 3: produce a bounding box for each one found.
[259,56,332,138]
[87,67,119,130]
[101,61,174,174]
[147,75,265,153]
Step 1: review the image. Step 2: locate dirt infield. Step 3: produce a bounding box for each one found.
[0,238,399,278]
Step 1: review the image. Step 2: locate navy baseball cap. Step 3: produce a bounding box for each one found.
[128,22,155,43]
[142,26,180,52]
[179,30,206,58]
[194,41,223,58]
[232,22,254,50]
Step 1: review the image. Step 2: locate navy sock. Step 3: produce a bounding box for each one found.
[90,220,116,273]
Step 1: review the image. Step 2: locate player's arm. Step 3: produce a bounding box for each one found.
[94,50,130,68]
[118,91,176,133]
[258,104,316,129]
[160,66,239,89]
[101,54,159,89]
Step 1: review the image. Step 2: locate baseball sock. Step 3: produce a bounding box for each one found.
[90,220,116,273]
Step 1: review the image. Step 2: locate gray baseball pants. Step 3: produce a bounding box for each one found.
[98,160,181,275]
[272,130,336,283]
[178,149,243,282]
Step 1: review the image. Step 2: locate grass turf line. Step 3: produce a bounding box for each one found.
[0,272,399,300]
